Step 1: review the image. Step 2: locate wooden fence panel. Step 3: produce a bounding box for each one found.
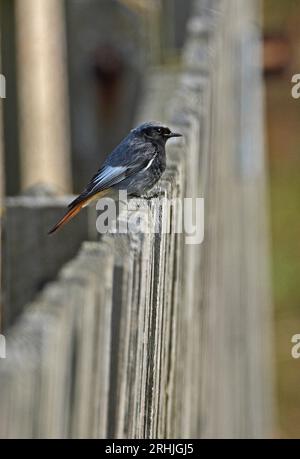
[0,0,274,439]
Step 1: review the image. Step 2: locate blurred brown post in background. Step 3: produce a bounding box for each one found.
[15,0,72,193]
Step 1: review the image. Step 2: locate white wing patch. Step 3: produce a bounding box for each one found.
[91,166,127,191]
[89,154,157,194]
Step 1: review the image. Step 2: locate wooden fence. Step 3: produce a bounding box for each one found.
[0,0,274,438]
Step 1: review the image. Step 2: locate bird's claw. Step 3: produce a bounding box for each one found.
[141,191,165,200]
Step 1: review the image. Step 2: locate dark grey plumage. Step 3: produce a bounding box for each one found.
[49,121,182,234]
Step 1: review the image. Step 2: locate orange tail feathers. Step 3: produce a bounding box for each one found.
[48,202,84,235]
[48,189,110,235]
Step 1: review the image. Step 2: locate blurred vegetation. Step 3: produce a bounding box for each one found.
[264,0,300,438]
[264,0,299,30]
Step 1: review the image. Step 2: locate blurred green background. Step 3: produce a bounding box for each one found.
[264,0,300,438]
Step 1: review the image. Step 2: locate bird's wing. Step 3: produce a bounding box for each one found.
[68,154,152,210]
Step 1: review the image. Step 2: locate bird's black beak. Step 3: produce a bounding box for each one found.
[166,132,182,138]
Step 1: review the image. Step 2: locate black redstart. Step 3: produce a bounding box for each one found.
[49,121,182,234]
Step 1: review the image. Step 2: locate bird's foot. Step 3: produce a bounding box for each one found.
[140,191,165,200]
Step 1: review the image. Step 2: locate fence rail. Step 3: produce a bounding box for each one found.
[0,0,274,439]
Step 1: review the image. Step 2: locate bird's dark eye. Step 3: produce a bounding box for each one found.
[156,128,162,134]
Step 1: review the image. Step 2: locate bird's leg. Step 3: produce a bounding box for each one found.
[140,190,165,200]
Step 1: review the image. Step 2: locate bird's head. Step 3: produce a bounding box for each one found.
[132,122,182,145]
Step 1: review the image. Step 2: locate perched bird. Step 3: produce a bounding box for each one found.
[48,121,182,234]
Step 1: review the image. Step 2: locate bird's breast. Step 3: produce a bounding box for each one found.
[149,149,166,177]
